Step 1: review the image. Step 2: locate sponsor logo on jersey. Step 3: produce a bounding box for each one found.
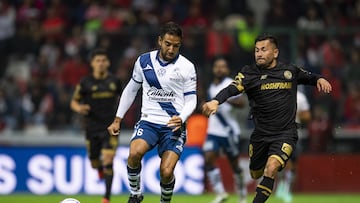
[157,68,166,77]
[260,82,292,90]
[147,87,176,101]
[143,64,153,70]
[284,70,292,79]
[260,74,268,80]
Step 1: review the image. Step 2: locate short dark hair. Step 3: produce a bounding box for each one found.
[89,48,108,60]
[255,33,278,48]
[159,21,183,39]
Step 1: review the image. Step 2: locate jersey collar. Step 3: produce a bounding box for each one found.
[156,50,179,67]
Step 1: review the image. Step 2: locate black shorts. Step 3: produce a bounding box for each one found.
[85,130,118,160]
[249,130,298,173]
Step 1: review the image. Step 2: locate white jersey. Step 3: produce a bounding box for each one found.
[122,50,197,125]
[296,91,310,123]
[207,77,241,137]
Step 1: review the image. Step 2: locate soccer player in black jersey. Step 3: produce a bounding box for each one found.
[71,49,122,203]
[202,34,332,203]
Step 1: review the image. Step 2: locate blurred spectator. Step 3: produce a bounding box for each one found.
[320,38,346,77]
[0,0,16,78]
[182,0,208,29]
[297,3,324,31]
[38,37,61,74]
[16,0,41,25]
[0,76,19,130]
[265,0,289,27]
[60,54,89,91]
[0,86,17,131]
[41,6,66,42]
[83,1,105,49]
[246,0,269,26]
[20,75,54,131]
[307,104,333,153]
[159,0,187,24]
[345,47,360,84]
[315,38,345,122]
[343,83,360,129]
[64,25,87,58]
[205,19,233,62]
[5,53,32,85]
[349,0,360,26]
[50,86,73,130]
[234,11,260,65]
[102,5,123,33]
[323,0,354,28]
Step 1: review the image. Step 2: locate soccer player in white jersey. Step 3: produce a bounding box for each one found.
[275,90,311,203]
[203,57,247,203]
[107,22,197,203]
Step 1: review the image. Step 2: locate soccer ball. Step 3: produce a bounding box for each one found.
[60,198,80,203]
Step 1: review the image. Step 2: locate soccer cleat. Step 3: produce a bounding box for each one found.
[101,197,109,203]
[211,193,229,203]
[127,194,144,203]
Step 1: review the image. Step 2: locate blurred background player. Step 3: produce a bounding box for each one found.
[70,49,122,203]
[203,56,247,203]
[275,89,311,202]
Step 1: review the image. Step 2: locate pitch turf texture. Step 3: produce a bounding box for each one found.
[1,194,359,203]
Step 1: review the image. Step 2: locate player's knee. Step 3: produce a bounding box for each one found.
[128,150,144,163]
[160,167,174,181]
[101,151,115,165]
[264,161,281,178]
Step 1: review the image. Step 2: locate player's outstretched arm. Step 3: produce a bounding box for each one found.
[316,78,332,93]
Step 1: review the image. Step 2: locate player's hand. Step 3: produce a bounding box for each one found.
[167,115,182,132]
[77,104,91,115]
[202,100,219,117]
[317,78,332,93]
[107,117,121,136]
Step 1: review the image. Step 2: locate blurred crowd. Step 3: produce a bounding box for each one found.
[0,0,359,139]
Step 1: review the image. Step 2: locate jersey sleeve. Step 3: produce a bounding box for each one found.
[183,64,197,95]
[71,80,85,101]
[131,58,143,84]
[296,65,321,85]
[178,64,197,122]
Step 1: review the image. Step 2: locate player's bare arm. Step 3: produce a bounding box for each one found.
[317,78,332,93]
[107,117,121,136]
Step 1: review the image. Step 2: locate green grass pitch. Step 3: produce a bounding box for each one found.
[1,193,359,203]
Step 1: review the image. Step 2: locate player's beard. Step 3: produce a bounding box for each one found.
[256,58,274,69]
